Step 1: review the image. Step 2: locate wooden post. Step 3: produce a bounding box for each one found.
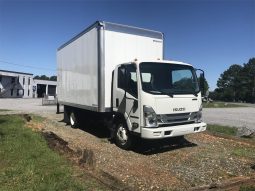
[56,102,60,114]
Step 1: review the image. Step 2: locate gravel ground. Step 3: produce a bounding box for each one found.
[1,98,255,190]
[27,115,255,190]
[203,107,255,130]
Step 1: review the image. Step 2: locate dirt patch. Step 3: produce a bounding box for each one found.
[25,114,255,191]
[42,131,133,191]
[43,132,73,155]
[191,176,255,191]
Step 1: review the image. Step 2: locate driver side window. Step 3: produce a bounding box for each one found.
[118,66,126,89]
[117,64,138,98]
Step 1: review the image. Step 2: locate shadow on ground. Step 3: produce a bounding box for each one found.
[131,137,197,155]
[251,164,255,171]
[58,118,111,139]
[60,117,197,155]
[78,122,111,139]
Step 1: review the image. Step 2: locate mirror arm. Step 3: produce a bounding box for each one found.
[196,68,204,73]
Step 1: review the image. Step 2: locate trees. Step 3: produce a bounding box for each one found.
[33,75,57,81]
[204,77,209,94]
[33,75,41,80]
[198,76,209,96]
[214,58,255,102]
[49,76,57,81]
[242,58,255,102]
[216,64,243,101]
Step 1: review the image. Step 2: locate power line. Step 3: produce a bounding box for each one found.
[0,60,56,71]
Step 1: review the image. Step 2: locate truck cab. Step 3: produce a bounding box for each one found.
[112,60,207,149]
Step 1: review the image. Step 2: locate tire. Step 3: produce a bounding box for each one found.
[114,120,133,150]
[69,111,78,128]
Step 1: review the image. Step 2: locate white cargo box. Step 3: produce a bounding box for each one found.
[57,21,163,112]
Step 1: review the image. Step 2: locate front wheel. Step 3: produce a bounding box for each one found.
[114,121,133,150]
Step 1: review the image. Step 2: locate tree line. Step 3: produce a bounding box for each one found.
[210,58,255,103]
[33,58,255,103]
[34,75,57,81]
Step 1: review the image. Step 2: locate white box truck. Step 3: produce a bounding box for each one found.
[57,21,207,149]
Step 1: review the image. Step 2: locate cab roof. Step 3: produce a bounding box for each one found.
[133,59,192,66]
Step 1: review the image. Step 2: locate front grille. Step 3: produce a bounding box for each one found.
[158,121,195,127]
[157,112,198,126]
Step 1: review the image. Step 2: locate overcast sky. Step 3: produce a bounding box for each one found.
[0,0,254,90]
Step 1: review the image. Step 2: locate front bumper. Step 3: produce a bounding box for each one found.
[141,122,207,139]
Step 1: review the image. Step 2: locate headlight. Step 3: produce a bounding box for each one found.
[143,105,158,127]
[196,104,203,122]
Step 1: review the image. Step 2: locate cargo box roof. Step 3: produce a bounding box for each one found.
[58,21,163,51]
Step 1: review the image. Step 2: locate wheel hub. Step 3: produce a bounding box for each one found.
[70,115,75,126]
[117,125,128,144]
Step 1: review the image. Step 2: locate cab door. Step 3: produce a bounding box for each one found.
[112,64,140,133]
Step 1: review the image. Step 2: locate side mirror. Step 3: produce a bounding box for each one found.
[196,69,205,96]
[199,73,205,96]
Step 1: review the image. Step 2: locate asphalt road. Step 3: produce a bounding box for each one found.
[203,107,255,130]
[0,98,254,130]
[0,98,62,115]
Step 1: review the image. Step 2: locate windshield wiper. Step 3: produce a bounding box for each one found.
[158,90,174,97]
[148,90,162,94]
[147,90,174,97]
[165,92,174,97]
[193,92,198,97]
[168,89,199,97]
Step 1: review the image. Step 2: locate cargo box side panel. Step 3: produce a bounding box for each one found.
[57,28,98,110]
[104,30,163,108]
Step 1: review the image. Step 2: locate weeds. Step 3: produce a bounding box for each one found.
[207,124,238,136]
[0,115,108,191]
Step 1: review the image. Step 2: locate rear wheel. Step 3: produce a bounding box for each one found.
[69,111,78,128]
[114,120,133,150]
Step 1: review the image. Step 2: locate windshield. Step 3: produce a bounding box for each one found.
[139,62,199,95]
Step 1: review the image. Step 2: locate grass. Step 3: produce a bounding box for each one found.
[203,102,246,108]
[239,185,255,191]
[0,115,108,191]
[232,148,255,158]
[31,114,45,123]
[0,109,9,111]
[207,124,238,136]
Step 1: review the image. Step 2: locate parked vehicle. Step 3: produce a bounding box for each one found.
[57,21,207,149]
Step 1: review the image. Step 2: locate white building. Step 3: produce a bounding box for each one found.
[0,70,33,98]
[33,79,57,98]
[0,69,57,98]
